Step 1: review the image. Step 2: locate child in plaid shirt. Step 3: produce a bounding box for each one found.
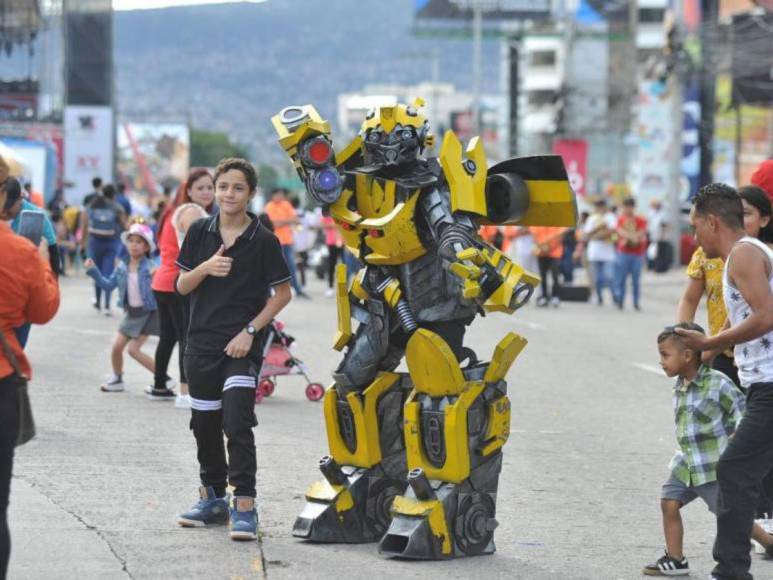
[643,322,773,576]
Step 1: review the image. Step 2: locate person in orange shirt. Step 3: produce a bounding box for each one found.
[263,188,307,298]
[531,226,566,307]
[0,171,60,579]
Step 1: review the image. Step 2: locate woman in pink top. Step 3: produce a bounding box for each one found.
[150,168,214,406]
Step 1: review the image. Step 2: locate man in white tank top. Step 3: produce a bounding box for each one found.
[676,183,773,580]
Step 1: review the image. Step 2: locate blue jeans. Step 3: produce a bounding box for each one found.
[613,252,644,308]
[88,236,118,309]
[281,244,303,294]
[591,260,613,303]
[14,324,31,349]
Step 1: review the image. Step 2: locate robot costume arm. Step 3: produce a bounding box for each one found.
[420,188,510,305]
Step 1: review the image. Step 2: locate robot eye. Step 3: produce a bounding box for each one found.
[368,131,381,143]
[402,130,413,141]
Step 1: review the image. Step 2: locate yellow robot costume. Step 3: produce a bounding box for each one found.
[272,100,576,559]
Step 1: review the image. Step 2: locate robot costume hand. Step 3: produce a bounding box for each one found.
[448,247,503,301]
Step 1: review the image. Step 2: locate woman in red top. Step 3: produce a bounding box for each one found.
[613,197,648,310]
[150,169,214,406]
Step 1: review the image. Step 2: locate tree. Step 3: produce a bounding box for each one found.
[190,129,250,167]
[257,164,279,192]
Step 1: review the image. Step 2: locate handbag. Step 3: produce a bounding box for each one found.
[0,329,36,446]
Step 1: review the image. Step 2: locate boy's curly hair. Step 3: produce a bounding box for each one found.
[692,182,743,230]
[214,158,258,193]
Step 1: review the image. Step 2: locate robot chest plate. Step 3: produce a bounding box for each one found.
[329,176,427,266]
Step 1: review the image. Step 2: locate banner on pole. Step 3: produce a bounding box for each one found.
[553,139,588,198]
[63,105,113,205]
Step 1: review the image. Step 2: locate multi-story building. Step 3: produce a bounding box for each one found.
[505,0,667,195]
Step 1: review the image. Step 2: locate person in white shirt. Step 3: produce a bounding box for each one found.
[648,200,671,272]
[676,183,773,580]
[582,199,617,305]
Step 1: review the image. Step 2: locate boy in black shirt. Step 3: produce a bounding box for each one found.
[175,158,291,540]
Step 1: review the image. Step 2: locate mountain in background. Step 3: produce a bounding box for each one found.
[114,0,500,164]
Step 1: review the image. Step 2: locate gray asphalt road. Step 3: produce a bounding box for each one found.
[8,270,772,579]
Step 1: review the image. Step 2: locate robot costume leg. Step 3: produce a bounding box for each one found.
[293,295,410,543]
[378,329,526,560]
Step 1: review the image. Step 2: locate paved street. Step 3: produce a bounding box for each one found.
[7,269,773,579]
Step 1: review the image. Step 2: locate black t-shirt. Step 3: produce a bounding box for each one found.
[176,213,291,355]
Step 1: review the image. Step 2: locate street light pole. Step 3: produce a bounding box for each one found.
[668,4,685,269]
[472,0,483,134]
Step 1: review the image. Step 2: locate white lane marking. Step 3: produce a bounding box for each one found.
[632,362,665,376]
[515,320,547,331]
[53,326,114,337]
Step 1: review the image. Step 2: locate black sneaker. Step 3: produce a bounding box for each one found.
[642,551,689,576]
[147,388,176,401]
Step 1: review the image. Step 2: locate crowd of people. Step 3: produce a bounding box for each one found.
[479,194,669,310]
[4,150,773,578]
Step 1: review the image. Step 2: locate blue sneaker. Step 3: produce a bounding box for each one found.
[177,486,230,527]
[229,496,258,541]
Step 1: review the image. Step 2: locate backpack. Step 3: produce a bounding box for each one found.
[88,203,118,238]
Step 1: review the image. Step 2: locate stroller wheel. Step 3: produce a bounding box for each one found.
[305,383,325,402]
[259,379,275,397]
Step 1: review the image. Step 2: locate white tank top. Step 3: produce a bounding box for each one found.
[722,236,773,387]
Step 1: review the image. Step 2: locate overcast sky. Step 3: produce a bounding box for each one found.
[113,0,265,11]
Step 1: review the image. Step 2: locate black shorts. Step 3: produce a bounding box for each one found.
[184,353,262,412]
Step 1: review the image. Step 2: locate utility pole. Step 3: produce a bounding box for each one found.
[471,0,483,134]
[699,0,718,187]
[668,3,685,269]
[623,0,638,185]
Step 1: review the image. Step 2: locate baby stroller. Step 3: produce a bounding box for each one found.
[256,320,325,403]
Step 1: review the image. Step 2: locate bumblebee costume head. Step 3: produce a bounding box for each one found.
[360,98,433,168]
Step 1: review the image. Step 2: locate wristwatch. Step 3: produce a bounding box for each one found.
[245,324,257,336]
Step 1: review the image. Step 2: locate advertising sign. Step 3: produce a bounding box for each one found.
[629,81,672,206]
[553,139,588,198]
[117,123,190,196]
[415,0,550,20]
[63,105,114,205]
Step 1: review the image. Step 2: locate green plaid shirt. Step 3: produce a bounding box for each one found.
[668,365,745,486]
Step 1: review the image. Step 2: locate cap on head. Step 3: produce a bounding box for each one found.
[751,159,773,203]
[120,222,155,254]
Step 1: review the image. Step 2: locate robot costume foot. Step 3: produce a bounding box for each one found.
[293,456,405,543]
[378,462,502,559]
[378,329,524,559]
[294,372,409,543]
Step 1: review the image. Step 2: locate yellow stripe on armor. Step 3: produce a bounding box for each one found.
[323,372,400,468]
[483,332,527,383]
[391,495,452,555]
[439,131,487,217]
[514,179,577,227]
[480,396,512,457]
[333,263,352,351]
[404,381,485,484]
[405,329,465,397]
